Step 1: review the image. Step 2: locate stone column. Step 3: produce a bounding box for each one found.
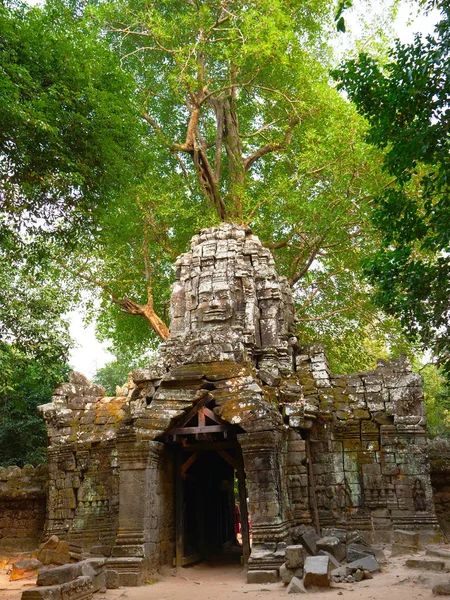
[109,431,168,586]
[238,430,290,583]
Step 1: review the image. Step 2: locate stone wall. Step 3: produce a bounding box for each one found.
[38,224,441,585]
[39,372,126,554]
[428,438,450,537]
[0,464,47,554]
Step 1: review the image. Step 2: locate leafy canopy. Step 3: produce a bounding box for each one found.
[334,0,450,375]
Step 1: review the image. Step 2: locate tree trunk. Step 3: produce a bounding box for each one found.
[119,297,170,340]
[223,96,246,221]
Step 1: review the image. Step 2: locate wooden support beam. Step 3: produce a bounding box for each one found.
[181,452,198,475]
[175,446,184,568]
[172,424,228,435]
[181,441,239,451]
[237,462,250,566]
[167,393,213,434]
[306,437,321,536]
[217,450,239,471]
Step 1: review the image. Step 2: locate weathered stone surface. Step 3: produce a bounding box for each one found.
[280,563,303,585]
[60,575,93,600]
[287,577,307,594]
[317,550,341,568]
[37,564,83,587]
[433,582,450,595]
[22,586,62,600]
[427,549,450,560]
[33,223,439,587]
[303,556,331,588]
[247,570,279,584]
[316,537,345,563]
[10,559,43,581]
[418,530,443,548]
[105,570,119,589]
[285,545,304,569]
[405,558,446,571]
[346,555,380,573]
[299,530,320,556]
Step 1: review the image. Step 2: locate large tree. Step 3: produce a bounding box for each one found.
[2,0,411,375]
[0,0,146,242]
[59,0,409,370]
[335,0,450,375]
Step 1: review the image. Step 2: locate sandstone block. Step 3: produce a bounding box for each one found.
[346,555,380,573]
[22,586,62,600]
[285,545,304,569]
[37,564,83,586]
[105,570,119,589]
[433,583,450,595]
[60,575,93,600]
[405,558,445,572]
[300,530,319,556]
[317,550,341,568]
[393,530,419,548]
[247,570,279,584]
[38,550,72,566]
[287,577,307,594]
[279,563,303,585]
[418,530,443,548]
[427,549,450,560]
[316,536,345,562]
[10,558,42,581]
[303,555,331,588]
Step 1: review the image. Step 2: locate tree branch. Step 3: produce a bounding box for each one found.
[244,118,299,171]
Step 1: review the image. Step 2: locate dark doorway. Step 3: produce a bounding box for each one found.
[182,450,236,560]
[167,396,250,568]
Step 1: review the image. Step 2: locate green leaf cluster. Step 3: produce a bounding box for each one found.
[334,1,450,376]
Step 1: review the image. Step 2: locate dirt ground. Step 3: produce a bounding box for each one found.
[1,549,449,600]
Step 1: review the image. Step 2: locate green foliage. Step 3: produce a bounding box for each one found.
[60,0,406,373]
[334,1,450,377]
[422,364,450,438]
[0,343,69,466]
[1,0,412,379]
[93,353,151,395]
[0,0,146,243]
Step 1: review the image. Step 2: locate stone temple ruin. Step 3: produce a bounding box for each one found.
[20,223,441,585]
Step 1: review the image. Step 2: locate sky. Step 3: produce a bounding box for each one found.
[67,1,441,379]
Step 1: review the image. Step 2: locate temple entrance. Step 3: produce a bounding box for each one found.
[166,395,250,568]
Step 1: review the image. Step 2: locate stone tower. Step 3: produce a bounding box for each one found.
[40,223,439,585]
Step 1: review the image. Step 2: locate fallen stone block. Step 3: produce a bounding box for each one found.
[280,563,303,585]
[405,558,445,572]
[40,536,60,552]
[105,570,119,589]
[287,576,307,594]
[433,582,450,595]
[321,528,347,543]
[393,530,419,549]
[285,545,304,569]
[300,530,320,556]
[22,586,62,600]
[317,550,340,568]
[418,530,443,549]
[60,575,93,600]
[346,555,380,573]
[317,536,345,563]
[247,569,279,584]
[10,558,43,581]
[37,564,83,587]
[303,555,331,588]
[427,549,450,560]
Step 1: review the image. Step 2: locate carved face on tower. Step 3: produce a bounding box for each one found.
[167,223,296,368]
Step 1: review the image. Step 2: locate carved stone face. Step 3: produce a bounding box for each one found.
[198,288,234,324]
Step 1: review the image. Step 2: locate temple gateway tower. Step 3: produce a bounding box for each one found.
[40,223,439,584]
